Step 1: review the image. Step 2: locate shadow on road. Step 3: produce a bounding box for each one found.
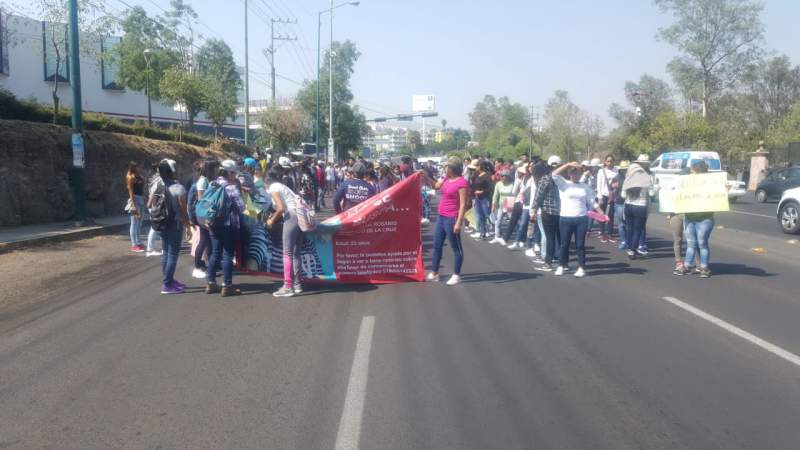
[708,263,775,277]
[586,262,648,276]
[458,271,540,284]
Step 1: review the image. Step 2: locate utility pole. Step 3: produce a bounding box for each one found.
[67,0,86,224]
[244,0,250,146]
[528,105,540,160]
[316,13,322,161]
[328,0,334,162]
[268,18,298,106]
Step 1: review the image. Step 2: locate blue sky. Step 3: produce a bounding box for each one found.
[108,0,800,130]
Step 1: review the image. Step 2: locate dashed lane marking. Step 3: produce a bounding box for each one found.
[334,316,375,450]
[662,297,800,368]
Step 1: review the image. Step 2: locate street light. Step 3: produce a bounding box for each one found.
[143,48,153,126]
[317,1,359,162]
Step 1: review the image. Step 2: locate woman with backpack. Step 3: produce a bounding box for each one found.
[205,160,246,297]
[148,159,190,295]
[189,159,218,279]
[622,156,654,260]
[266,165,305,298]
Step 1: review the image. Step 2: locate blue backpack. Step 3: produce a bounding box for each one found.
[187,182,199,225]
[195,181,228,230]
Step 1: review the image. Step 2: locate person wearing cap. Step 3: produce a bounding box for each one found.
[205,160,246,297]
[238,157,258,192]
[333,161,376,213]
[531,156,563,271]
[596,154,619,243]
[490,170,514,245]
[622,155,653,260]
[147,159,190,294]
[549,161,606,278]
[428,157,469,286]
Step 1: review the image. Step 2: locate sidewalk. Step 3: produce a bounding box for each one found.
[0,216,131,253]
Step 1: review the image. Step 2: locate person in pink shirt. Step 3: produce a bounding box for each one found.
[427,157,470,286]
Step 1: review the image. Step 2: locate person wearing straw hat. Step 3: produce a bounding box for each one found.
[611,160,630,250]
[622,155,653,259]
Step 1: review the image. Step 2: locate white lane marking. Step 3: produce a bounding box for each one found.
[662,297,800,368]
[334,316,375,450]
[727,210,774,219]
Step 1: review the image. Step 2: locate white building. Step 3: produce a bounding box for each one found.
[363,124,410,156]
[0,11,257,138]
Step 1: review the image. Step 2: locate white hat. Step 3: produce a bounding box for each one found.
[581,160,590,167]
[278,156,292,168]
[636,154,650,163]
[221,159,238,173]
[590,158,602,166]
[161,158,177,174]
[547,155,562,166]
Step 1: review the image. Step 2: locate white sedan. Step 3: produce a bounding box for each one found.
[726,175,747,203]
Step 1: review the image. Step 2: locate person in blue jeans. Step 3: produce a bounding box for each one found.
[677,160,715,278]
[205,160,246,297]
[470,161,494,240]
[126,161,146,252]
[428,158,469,286]
[148,160,189,294]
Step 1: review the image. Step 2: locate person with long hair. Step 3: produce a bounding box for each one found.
[377,165,397,192]
[126,161,146,252]
[190,159,219,279]
[267,165,305,297]
[489,170,514,246]
[470,160,494,240]
[148,159,189,294]
[622,156,654,260]
[205,160,246,297]
[428,157,469,286]
[531,156,563,272]
[676,160,715,278]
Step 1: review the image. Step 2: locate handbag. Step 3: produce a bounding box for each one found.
[124,198,134,214]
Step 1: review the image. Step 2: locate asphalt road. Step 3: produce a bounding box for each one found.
[1,213,800,449]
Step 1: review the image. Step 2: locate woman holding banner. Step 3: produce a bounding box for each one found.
[428,157,469,286]
[676,160,715,278]
[267,166,305,297]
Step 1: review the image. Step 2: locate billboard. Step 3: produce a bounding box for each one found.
[412,95,436,113]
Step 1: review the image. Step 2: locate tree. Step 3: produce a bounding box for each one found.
[407,130,422,155]
[196,39,242,135]
[468,95,529,144]
[741,55,800,135]
[159,68,208,130]
[258,105,309,152]
[295,40,367,160]
[655,0,765,117]
[19,0,115,123]
[609,74,673,131]
[544,90,585,160]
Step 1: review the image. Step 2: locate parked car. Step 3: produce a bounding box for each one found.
[777,187,800,234]
[756,166,800,202]
[651,151,743,202]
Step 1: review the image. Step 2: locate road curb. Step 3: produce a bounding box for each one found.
[0,223,130,254]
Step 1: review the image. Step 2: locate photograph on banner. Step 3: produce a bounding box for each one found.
[661,172,730,214]
[236,172,424,284]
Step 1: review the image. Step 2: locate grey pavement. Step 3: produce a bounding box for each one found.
[1,213,799,449]
[0,216,130,253]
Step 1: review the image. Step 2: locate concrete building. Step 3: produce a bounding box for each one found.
[0,11,258,139]
[363,124,410,156]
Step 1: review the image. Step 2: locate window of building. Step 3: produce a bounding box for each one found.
[0,10,9,75]
[100,36,122,90]
[42,21,69,82]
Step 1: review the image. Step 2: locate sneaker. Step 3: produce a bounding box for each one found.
[131,245,145,253]
[637,248,649,256]
[694,267,702,275]
[420,218,430,224]
[496,238,507,246]
[205,283,220,294]
[191,268,207,279]
[627,250,637,260]
[607,236,618,243]
[446,274,461,286]
[554,266,565,276]
[470,232,481,239]
[674,266,690,276]
[426,272,440,282]
[532,256,545,264]
[273,285,295,298]
[574,267,586,278]
[618,241,627,250]
[507,242,518,250]
[699,268,711,278]
[173,280,186,290]
[599,236,608,243]
[525,248,536,258]
[534,263,553,272]
[146,250,163,257]
[161,282,184,295]
[534,244,541,254]
[221,285,242,297]
[293,284,303,294]
[489,238,501,244]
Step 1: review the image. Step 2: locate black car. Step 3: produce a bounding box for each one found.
[755,166,800,202]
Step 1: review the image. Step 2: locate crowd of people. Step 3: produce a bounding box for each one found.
[125,154,438,296]
[425,153,718,284]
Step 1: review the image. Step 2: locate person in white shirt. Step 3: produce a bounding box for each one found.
[551,162,605,278]
[595,155,619,242]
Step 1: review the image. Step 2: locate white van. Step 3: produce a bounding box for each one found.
[651,151,746,202]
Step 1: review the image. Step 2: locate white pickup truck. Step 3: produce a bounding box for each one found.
[651,151,747,203]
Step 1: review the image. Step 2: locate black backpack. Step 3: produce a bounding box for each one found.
[149,180,175,232]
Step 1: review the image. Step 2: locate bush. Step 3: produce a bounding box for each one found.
[0,88,247,153]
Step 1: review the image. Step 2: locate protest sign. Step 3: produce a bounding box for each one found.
[239,172,424,284]
[660,172,730,214]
